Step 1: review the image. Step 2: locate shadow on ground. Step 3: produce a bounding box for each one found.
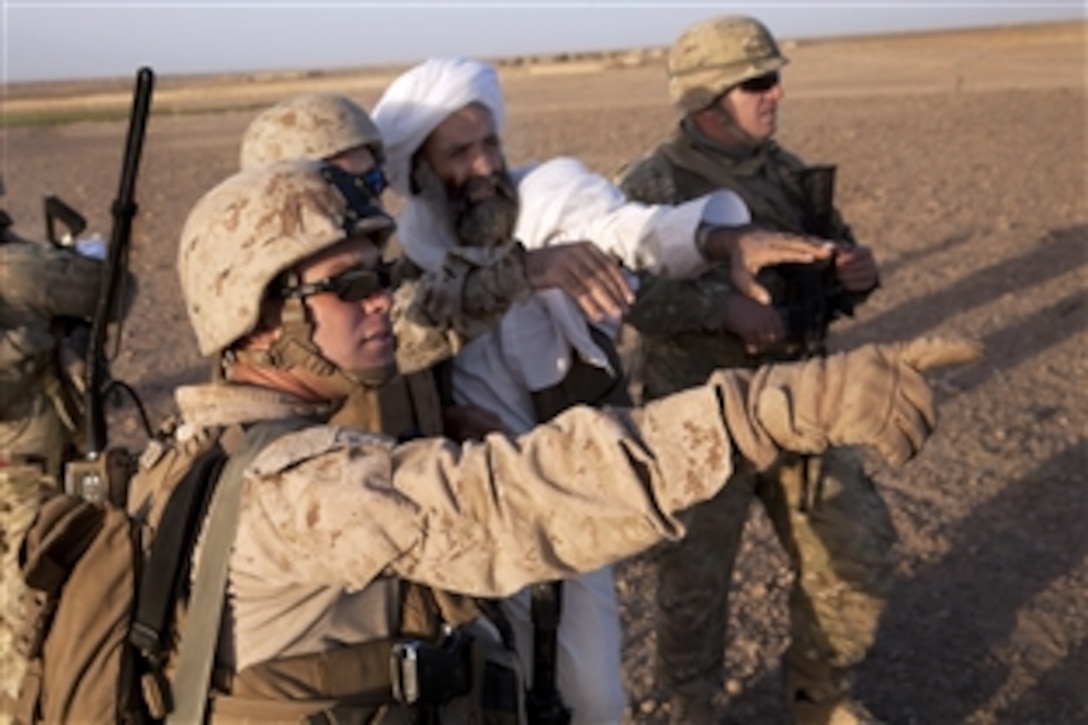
[858,443,1088,723]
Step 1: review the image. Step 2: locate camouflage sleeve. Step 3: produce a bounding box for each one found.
[615,152,682,206]
[232,376,752,598]
[625,271,734,336]
[391,241,532,375]
[616,152,740,335]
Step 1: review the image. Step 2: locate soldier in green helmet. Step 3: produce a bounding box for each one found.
[617,15,888,725]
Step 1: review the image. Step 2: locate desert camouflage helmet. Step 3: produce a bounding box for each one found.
[239,93,384,170]
[667,15,789,112]
[179,160,395,355]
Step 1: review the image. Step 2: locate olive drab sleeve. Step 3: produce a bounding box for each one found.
[625,271,735,337]
[617,150,740,339]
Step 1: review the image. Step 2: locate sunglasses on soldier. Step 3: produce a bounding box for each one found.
[279,262,393,303]
[738,71,780,93]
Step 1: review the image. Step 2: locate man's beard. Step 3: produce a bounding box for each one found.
[413,160,519,248]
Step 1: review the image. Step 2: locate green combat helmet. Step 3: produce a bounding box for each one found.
[239,93,385,170]
[667,15,790,112]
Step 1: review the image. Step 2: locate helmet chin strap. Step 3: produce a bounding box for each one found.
[711,99,763,149]
[233,287,397,398]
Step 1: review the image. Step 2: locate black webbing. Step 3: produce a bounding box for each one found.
[129,443,228,659]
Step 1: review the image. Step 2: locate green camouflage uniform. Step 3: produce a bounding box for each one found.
[0,232,107,718]
[618,119,895,718]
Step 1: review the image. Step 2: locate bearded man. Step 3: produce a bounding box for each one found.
[371,56,836,723]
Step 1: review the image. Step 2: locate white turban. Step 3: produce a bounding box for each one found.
[372,56,506,197]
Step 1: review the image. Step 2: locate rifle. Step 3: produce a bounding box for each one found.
[64,66,155,506]
[761,164,854,358]
[800,165,836,240]
[526,581,571,725]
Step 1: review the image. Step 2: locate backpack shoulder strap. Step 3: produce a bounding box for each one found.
[129,440,230,661]
[167,417,310,725]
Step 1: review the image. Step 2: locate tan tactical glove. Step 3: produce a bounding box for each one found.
[716,337,983,469]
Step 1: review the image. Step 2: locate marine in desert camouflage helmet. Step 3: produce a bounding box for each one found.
[667,15,789,113]
[179,159,397,389]
[239,93,385,172]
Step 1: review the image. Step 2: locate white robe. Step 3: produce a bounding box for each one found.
[397,156,749,723]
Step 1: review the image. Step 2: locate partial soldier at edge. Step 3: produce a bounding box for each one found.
[0,177,135,718]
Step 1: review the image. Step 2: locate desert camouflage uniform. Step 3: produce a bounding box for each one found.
[618,120,895,719]
[0,233,106,718]
[131,350,790,722]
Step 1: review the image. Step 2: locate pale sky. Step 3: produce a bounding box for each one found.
[2,1,1083,83]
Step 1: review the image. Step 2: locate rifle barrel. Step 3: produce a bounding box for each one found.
[84,66,154,456]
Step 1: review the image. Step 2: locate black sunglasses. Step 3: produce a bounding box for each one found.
[279,262,393,303]
[738,71,781,93]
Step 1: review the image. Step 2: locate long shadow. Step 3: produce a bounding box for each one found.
[838,225,1087,348]
[995,636,1088,724]
[876,232,974,282]
[948,290,1086,394]
[856,443,1088,723]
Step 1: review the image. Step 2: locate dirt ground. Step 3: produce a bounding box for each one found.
[2,20,1085,725]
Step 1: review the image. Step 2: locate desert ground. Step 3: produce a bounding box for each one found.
[2,19,1085,724]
